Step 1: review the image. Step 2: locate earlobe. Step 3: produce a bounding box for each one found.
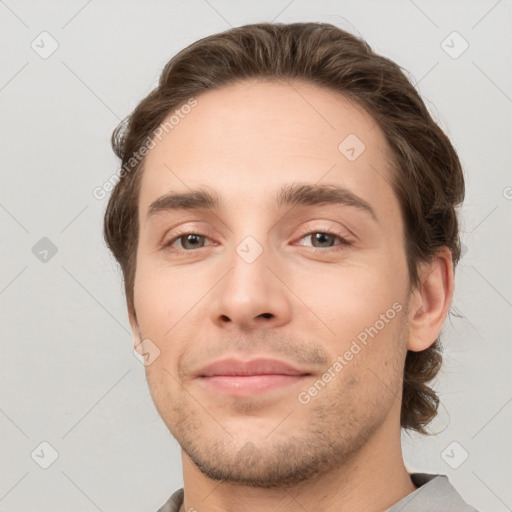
[407,247,454,352]
[128,308,142,348]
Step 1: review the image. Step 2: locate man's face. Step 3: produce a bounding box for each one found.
[132,79,412,487]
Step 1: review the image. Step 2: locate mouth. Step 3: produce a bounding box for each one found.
[199,374,310,395]
[196,357,312,396]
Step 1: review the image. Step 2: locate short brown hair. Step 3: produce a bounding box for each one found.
[104,22,465,434]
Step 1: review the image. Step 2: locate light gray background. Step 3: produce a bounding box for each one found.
[1,0,511,511]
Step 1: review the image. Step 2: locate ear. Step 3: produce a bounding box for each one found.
[407,247,454,352]
[128,307,143,349]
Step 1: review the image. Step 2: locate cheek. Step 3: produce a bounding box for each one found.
[133,260,215,385]
[291,260,406,345]
[133,260,201,339]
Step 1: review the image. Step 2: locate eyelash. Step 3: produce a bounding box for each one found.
[162,229,352,255]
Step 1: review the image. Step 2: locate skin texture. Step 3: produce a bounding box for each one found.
[129,79,454,512]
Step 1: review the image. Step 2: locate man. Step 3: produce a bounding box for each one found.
[104,22,478,511]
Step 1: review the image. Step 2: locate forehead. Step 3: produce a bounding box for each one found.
[138,79,398,223]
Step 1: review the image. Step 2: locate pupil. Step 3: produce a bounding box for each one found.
[183,234,202,249]
[314,233,332,247]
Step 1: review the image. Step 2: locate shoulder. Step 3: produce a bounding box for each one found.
[156,487,184,512]
[386,473,479,511]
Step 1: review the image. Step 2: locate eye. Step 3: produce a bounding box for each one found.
[163,233,210,253]
[296,231,351,251]
[162,230,351,255]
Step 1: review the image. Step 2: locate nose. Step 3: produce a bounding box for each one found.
[210,238,293,332]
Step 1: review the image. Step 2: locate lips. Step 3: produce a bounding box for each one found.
[195,357,311,396]
[196,357,310,378]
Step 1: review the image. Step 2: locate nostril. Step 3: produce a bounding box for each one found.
[260,313,273,319]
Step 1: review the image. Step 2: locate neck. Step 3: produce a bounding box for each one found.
[180,416,415,512]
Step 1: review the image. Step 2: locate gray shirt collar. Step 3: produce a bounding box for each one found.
[157,473,478,512]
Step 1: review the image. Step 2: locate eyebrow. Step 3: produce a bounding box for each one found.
[146,183,378,222]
